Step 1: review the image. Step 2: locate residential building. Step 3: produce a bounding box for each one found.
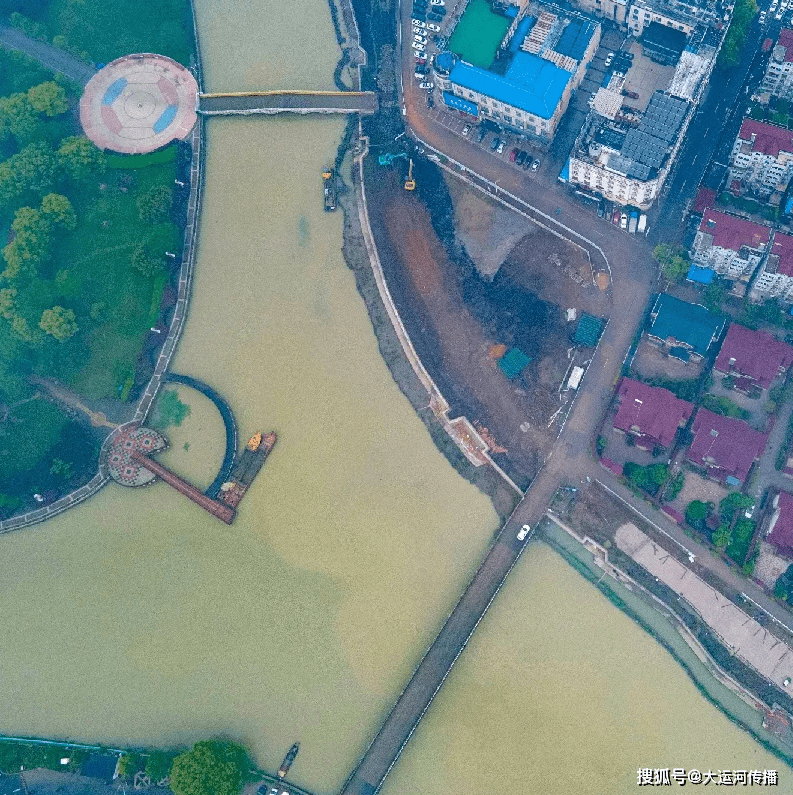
[625,0,729,36]
[761,29,793,100]
[687,408,768,484]
[690,208,771,280]
[436,3,599,142]
[713,323,793,390]
[728,119,793,200]
[573,0,628,25]
[647,293,727,361]
[612,377,694,448]
[753,230,793,300]
[767,491,793,556]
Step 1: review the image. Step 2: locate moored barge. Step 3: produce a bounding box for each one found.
[218,431,277,509]
[277,742,299,779]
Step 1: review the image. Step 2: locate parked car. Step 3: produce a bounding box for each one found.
[497,140,505,154]
[597,201,604,218]
[412,18,426,26]
[517,524,531,541]
[431,0,445,5]
[414,49,427,58]
[413,26,425,35]
[604,52,614,66]
[490,137,500,151]
[531,158,540,171]
[427,12,443,20]
[515,150,527,165]
[411,41,425,50]
[510,147,518,162]
[620,212,628,229]
[420,81,434,89]
[612,208,620,224]
[477,127,487,143]
[427,22,441,31]
[435,5,447,13]
[414,55,426,63]
[427,94,434,107]
[462,124,471,135]
[413,34,427,43]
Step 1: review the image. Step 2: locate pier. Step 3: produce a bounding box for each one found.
[198,90,378,116]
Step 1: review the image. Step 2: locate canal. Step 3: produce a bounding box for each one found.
[0,1,790,793]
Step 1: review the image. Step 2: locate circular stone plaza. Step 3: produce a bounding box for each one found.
[80,53,198,154]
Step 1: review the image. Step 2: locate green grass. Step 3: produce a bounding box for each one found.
[106,146,178,170]
[447,0,511,69]
[0,398,67,479]
[39,0,192,66]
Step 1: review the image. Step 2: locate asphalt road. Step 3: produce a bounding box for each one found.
[0,25,96,86]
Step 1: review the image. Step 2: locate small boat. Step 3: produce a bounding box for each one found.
[322,170,337,212]
[247,431,262,451]
[277,742,299,779]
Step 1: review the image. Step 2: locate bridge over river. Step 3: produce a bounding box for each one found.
[198,90,377,116]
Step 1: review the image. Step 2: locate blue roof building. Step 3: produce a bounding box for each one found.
[448,53,571,120]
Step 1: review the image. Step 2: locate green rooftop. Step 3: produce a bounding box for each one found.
[573,313,605,347]
[447,0,511,69]
[649,294,726,357]
[499,347,532,380]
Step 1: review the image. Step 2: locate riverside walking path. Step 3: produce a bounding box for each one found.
[198,90,377,116]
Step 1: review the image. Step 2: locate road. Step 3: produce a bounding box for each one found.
[0,25,96,86]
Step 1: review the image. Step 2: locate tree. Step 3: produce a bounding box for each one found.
[719,0,759,69]
[9,141,57,199]
[0,287,16,320]
[39,306,78,341]
[117,753,140,778]
[137,185,173,225]
[169,740,248,795]
[652,243,689,282]
[0,92,44,145]
[130,243,165,277]
[56,135,105,183]
[719,492,754,524]
[27,81,67,117]
[3,206,52,278]
[41,192,76,231]
[712,524,732,549]
[685,499,711,529]
[145,750,173,782]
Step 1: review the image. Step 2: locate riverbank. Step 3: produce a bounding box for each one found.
[540,517,793,767]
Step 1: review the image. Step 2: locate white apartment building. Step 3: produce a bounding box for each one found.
[690,208,771,280]
[761,29,793,100]
[753,232,793,300]
[729,119,793,198]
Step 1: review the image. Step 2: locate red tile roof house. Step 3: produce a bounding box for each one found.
[687,408,769,485]
[752,230,793,301]
[729,119,793,201]
[612,378,694,450]
[713,322,793,393]
[690,208,771,282]
[767,491,793,556]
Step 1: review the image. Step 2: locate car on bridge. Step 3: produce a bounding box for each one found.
[517,524,531,540]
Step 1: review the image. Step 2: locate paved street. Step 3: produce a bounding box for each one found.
[0,25,96,86]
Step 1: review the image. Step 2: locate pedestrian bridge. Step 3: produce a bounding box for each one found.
[198,90,378,116]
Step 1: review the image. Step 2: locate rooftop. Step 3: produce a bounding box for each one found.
[449,52,571,119]
[447,0,512,69]
[773,231,793,276]
[698,208,771,252]
[737,119,793,158]
[649,294,726,356]
[768,490,793,555]
[692,187,716,213]
[776,28,793,62]
[687,408,768,482]
[715,323,793,388]
[613,377,694,447]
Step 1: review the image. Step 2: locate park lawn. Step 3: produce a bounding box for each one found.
[0,398,67,480]
[42,0,192,66]
[51,161,178,399]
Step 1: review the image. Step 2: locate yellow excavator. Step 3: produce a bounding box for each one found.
[404,158,416,191]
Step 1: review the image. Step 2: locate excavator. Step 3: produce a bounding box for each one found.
[404,158,416,191]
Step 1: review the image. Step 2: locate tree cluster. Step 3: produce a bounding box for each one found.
[652,243,689,282]
[718,0,759,69]
[169,741,249,795]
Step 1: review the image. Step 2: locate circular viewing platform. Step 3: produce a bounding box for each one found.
[79,53,198,154]
[105,425,168,486]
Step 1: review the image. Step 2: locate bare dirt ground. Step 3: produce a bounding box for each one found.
[500,227,609,319]
[366,166,592,484]
[631,339,704,381]
[671,470,728,512]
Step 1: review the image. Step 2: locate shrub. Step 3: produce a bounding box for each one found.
[686,499,711,529]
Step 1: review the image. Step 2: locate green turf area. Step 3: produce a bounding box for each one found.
[106,146,178,170]
[447,0,511,69]
[22,0,193,67]
[0,399,67,478]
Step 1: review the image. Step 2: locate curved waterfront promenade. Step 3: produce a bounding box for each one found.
[163,373,238,498]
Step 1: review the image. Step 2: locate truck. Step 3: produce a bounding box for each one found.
[628,210,638,234]
[637,213,647,234]
[566,366,585,391]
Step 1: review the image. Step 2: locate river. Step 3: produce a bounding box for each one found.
[0,1,790,793]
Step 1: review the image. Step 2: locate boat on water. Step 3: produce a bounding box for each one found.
[322,170,337,212]
[218,431,277,510]
[277,742,299,779]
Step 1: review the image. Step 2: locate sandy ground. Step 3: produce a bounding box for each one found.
[671,469,729,512]
[632,339,705,381]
